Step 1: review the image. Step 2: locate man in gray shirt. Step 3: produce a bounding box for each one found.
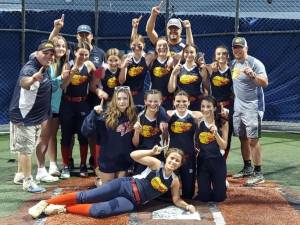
[230,37,268,186]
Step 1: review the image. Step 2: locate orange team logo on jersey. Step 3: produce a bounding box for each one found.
[231,67,240,79]
[128,66,144,77]
[107,77,119,88]
[171,121,192,133]
[151,177,168,193]
[141,125,159,137]
[179,74,199,84]
[153,66,168,77]
[70,74,88,86]
[199,132,215,144]
[212,75,230,87]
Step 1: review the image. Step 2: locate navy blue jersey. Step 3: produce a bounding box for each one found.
[168,111,196,155]
[134,163,175,204]
[102,68,120,98]
[210,67,233,102]
[178,65,203,97]
[169,39,186,56]
[137,111,162,149]
[124,56,148,92]
[149,58,172,97]
[195,121,223,159]
[64,64,90,97]
[9,57,51,126]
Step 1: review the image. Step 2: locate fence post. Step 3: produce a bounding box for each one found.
[21,0,26,65]
[94,0,100,46]
[234,0,240,37]
[165,0,170,37]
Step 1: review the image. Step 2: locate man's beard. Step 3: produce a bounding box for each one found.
[169,34,178,40]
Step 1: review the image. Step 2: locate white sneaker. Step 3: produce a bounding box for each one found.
[36,172,59,183]
[28,200,48,218]
[23,177,46,193]
[49,166,61,177]
[14,172,25,185]
[44,204,66,215]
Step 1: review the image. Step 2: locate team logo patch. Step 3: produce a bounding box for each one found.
[212,75,230,87]
[153,67,168,77]
[151,176,168,193]
[141,125,160,137]
[171,121,192,133]
[179,74,198,84]
[128,66,144,77]
[70,74,88,85]
[199,132,215,144]
[107,77,118,88]
[231,68,240,79]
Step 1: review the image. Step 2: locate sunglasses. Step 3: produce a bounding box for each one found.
[114,86,131,91]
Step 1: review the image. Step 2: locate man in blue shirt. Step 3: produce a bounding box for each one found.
[9,41,55,193]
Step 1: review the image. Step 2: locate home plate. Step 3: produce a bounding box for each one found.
[152,205,201,220]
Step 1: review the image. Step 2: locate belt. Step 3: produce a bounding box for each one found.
[131,179,141,205]
[64,95,87,102]
[217,99,233,107]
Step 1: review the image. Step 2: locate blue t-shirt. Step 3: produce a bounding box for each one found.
[9,57,52,126]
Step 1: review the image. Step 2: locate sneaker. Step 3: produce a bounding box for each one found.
[36,173,59,183]
[28,200,48,218]
[244,172,265,186]
[232,166,253,179]
[23,177,46,193]
[49,165,61,177]
[44,204,66,215]
[14,172,25,185]
[60,166,70,179]
[79,164,88,177]
[68,158,74,170]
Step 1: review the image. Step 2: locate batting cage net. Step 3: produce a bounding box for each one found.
[0,0,299,132]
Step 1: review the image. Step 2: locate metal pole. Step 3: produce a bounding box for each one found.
[234,0,240,37]
[21,0,26,65]
[165,0,170,37]
[94,0,99,46]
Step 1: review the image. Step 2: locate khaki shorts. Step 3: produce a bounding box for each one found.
[233,111,263,139]
[10,123,41,155]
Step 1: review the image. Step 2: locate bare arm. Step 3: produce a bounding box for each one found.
[49,14,64,41]
[168,64,181,93]
[132,118,142,147]
[130,145,163,169]
[88,61,108,100]
[181,19,194,45]
[119,54,132,84]
[131,15,142,40]
[210,121,229,150]
[171,177,196,213]
[146,6,160,45]
[20,67,45,90]
[244,67,268,88]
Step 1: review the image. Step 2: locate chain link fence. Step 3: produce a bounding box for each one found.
[0,0,299,131]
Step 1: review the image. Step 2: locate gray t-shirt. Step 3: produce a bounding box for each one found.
[231,55,267,112]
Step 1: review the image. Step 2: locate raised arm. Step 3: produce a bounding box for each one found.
[181,19,194,45]
[146,6,160,45]
[20,67,45,90]
[119,54,132,84]
[209,120,229,150]
[130,145,162,170]
[49,14,64,41]
[131,15,142,40]
[168,62,181,93]
[132,116,142,147]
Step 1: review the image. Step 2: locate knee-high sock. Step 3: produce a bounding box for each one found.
[80,144,88,165]
[46,192,77,205]
[61,145,71,166]
[66,204,92,217]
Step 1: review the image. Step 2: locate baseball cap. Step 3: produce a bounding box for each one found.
[37,41,55,52]
[77,24,92,34]
[232,37,248,48]
[167,18,182,29]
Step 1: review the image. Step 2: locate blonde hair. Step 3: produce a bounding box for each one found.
[130,34,145,45]
[105,88,137,129]
[51,35,68,76]
[106,48,123,62]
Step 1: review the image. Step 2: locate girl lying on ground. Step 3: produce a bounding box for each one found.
[28,145,196,219]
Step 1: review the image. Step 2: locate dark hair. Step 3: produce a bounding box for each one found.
[75,41,91,52]
[213,45,230,63]
[144,89,162,100]
[174,90,189,98]
[181,44,198,64]
[201,95,224,128]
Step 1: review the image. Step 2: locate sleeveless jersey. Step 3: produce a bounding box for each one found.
[102,68,120,98]
[210,67,233,102]
[125,56,148,92]
[65,64,90,97]
[178,65,203,97]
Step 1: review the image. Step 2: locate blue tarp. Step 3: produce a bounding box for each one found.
[0,10,299,124]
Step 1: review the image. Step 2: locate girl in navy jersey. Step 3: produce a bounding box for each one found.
[82,86,137,184]
[101,48,122,101]
[119,34,152,106]
[60,41,106,179]
[194,96,228,202]
[132,89,167,174]
[167,90,202,199]
[207,45,233,160]
[168,44,209,110]
[149,37,174,110]
[28,146,196,219]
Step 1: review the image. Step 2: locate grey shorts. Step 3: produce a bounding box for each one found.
[10,123,41,155]
[233,111,263,139]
